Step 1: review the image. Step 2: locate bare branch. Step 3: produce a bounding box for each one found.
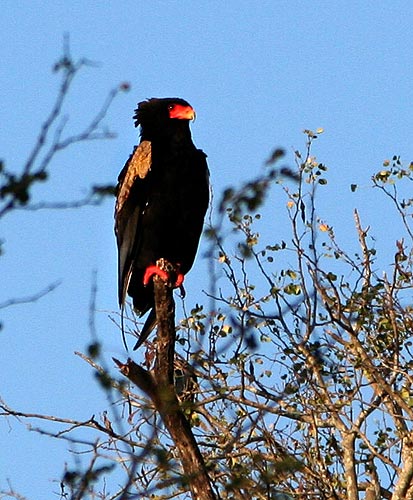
[0,280,61,310]
[115,259,218,500]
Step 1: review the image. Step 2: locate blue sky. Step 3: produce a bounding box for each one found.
[1,1,413,497]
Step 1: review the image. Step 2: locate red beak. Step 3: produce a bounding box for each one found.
[169,104,195,120]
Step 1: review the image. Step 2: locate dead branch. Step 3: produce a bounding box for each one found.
[115,258,218,500]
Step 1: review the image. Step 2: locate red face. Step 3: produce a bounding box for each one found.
[168,103,195,120]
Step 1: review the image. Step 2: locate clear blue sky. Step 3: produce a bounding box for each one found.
[1,1,413,497]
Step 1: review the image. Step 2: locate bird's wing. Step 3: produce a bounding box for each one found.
[115,140,152,306]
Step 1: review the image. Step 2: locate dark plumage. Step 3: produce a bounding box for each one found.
[115,98,209,349]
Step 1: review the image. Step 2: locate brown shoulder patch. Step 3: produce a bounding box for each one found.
[116,140,152,214]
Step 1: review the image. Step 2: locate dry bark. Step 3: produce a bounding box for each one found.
[114,258,217,500]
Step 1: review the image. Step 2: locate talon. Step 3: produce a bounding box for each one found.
[179,283,186,298]
[143,265,169,285]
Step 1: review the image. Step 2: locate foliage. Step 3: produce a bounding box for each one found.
[3,51,413,499]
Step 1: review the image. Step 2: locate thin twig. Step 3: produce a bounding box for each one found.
[0,280,61,309]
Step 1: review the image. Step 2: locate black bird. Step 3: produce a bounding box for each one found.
[115,98,209,349]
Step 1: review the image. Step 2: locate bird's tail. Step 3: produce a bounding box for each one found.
[133,308,157,350]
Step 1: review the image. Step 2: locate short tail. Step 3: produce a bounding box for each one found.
[133,308,157,350]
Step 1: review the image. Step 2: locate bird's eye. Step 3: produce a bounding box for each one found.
[168,104,175,111]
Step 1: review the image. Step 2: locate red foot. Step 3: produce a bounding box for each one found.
[173,263,185,289]
[143,265,169,286]
[143,263,185,289]
[176,271,186,297]
[175,272,184,288]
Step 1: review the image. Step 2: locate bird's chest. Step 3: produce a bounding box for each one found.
[149,151,201,212]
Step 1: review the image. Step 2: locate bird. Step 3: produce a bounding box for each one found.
[115,97,209,349]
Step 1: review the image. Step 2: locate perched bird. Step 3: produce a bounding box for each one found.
[115,98,209,349]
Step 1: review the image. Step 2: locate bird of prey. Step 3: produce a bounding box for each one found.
[115,98,209,349]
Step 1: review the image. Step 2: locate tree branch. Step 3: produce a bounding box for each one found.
[115,258,218,500]
[0,280,61,310]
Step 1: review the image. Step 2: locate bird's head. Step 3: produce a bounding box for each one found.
[134,98,196,139]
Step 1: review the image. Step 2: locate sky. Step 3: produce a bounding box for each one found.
[1,1,413,498]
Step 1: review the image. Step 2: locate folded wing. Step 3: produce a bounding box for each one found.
[115,140,152,306]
